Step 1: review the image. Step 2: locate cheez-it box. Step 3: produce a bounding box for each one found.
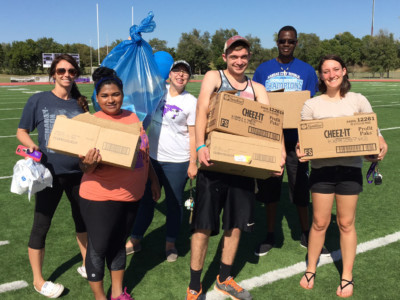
[199,131,282,179]
[206,91,284,143]
[298,113,380,159]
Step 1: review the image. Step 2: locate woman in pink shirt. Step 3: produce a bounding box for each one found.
[79,67,160,300]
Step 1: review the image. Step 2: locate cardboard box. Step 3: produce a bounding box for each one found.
[206,92,284,143]
[48,113,141,169]
[267,90,310,129]
[298,113,380,159]
[199,131,282,179]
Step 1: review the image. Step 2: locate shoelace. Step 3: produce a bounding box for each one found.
[187,288,201,299]
[224,277,243,292]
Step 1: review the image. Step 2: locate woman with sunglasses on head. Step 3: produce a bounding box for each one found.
[297,54,388,297]
[17,54,89,298]
[125,60,197,263]
[79,67,160,300]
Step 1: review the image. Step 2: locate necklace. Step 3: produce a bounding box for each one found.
[278,59,294,76]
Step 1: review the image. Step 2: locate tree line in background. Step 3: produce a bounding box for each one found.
[0,28,399,78]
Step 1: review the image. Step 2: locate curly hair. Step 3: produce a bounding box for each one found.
[92,67,123,95]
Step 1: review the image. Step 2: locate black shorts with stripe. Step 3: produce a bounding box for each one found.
[191,170,255,236]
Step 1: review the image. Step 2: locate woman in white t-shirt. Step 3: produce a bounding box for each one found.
[126,60,197,262]
[297,54,388,298]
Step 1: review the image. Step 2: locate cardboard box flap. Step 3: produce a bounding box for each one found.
[267,91,310,128]
[72,112,142,134]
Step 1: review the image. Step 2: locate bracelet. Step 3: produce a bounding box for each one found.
[196,144,206,152]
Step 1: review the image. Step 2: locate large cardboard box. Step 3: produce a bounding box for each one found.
[48,113,141,169]
[298,113,380,159]
[199,131,282,179]
[206,92,284,143]
[267,90,310,129]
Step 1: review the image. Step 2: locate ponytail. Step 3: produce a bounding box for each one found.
[71,82,89,112]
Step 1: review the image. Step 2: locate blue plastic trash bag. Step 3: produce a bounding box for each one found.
[91,11,166,128]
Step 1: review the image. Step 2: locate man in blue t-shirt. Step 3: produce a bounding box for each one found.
[252,25,328,257]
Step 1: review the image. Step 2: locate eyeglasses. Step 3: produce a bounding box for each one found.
[277,39,297,45]
[56,68,77,76]
[171,69,190,76]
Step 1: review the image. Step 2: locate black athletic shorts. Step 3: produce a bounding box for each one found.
[309,166,363,195]
[256,140,310,207]
[191,170,255,236]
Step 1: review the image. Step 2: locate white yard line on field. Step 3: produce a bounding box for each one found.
[380,127,400,131]
[206,231,400,299]
[0,102,29,105]
[0,133,37,139]
[0,108,23,111]
[0,281,29,294]
[0,176,12,179]
[372,104,400,108]
[0,118,20,121]
[0,241,10,246]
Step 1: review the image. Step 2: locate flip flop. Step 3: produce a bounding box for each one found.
[300,271,316,290]
[337,278,354,298]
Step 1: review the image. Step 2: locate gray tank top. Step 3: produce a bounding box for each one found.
[217,70,256,101]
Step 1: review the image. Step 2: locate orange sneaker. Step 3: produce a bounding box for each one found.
[214,275,252,300]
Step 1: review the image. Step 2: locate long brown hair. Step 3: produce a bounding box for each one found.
[49,54,89,112]
[318,54,351,97]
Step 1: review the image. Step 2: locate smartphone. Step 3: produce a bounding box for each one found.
[16,145,42,162]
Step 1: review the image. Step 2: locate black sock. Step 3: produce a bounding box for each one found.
[219,262,232,282]
[189,268,202,293]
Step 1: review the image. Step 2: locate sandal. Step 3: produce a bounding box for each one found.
[300,271,316,290]
[337,278,354,298]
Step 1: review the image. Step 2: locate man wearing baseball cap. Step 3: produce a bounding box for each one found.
[185,36,285,300]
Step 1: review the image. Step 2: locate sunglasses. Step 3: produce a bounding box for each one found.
[277,39,297,45]
[171,69,190,76]
[56,68,78,76]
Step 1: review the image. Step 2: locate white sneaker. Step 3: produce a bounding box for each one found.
[34,281,64,298]
[77,266,87,278]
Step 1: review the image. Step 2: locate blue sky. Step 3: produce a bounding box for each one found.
[0,0,399,49]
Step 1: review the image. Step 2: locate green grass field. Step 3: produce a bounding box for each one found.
[0,81,399,299]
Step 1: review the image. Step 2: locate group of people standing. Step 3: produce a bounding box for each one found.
[16,24,387,300]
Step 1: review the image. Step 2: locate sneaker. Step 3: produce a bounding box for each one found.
[126,243,142,255]
[166,248,178,262]
[214,275,252,300]
[111,287,134,300]
[254,234,275,256]
[300,233,330,257]
[77,266,87,278]
[185,287,205,300]
[34,281,64,298]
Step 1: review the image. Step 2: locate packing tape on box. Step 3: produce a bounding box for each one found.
[234,155,252,164]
